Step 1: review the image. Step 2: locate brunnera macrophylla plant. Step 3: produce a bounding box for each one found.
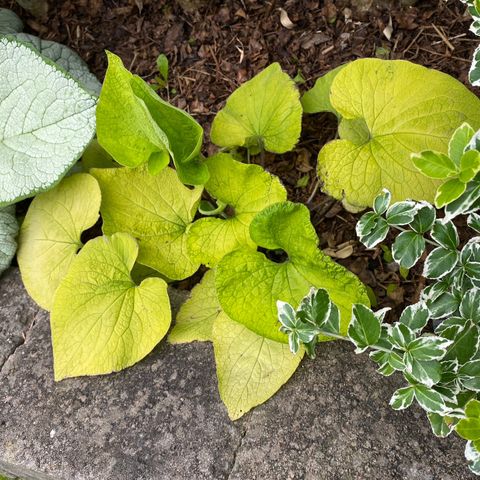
[278,125,480,474]
[0,9,99,207]
[13,51,369,419]
[302,58,480,211]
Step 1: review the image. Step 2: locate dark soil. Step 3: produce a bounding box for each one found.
[3,0,478,318]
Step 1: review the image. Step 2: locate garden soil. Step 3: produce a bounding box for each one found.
[2,0,477,319]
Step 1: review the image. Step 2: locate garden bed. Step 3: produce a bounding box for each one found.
[1,1,480,478]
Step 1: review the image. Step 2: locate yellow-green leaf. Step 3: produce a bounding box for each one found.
[216,201,369,342]
[317,59,480,210]
[51,233,171,380]
[168,269,221,343]
[186,153,287,266]
[213,313,303,420]
[91,166,202,280]
[210,63,302,154]
[17,173,101,310]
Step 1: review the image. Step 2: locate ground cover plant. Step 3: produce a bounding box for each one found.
[2,2,480,476]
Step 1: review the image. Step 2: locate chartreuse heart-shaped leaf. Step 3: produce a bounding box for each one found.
[216,201,369,342]
[315,59,480,210]
[0,205,18,275]
[51,232,171,380]
[96,52,207,185]
[91,166,202,280]
[0,37,97,206]
[210,63,302,154]
[168,269,221,343]
[17,173,101,310]
[213,312,303,420]
[186,153,287,267]
[301,65,345,115]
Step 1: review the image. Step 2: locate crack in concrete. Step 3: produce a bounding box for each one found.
[226,418,249,480]
[0,310,41,376]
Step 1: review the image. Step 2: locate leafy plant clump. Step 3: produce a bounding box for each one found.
[2,6,480,472]
[278,124,480,475]
[302,58,480,211]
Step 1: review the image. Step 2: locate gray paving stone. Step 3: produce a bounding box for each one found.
[0,268,39,369]
[0,269,475,479]
[229,341,472,480]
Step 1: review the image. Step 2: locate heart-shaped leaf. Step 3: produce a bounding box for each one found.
[17,173,101,310]
[168,269,221,344]
[51,232,171,380]
[96,52,207,185]
[186,153,286,266]
[315,59,480,210]
[0,37,96,205]
[210,63,302,154]
[91,166,202,280]
[213,312,303,420]
[216,201,368,342]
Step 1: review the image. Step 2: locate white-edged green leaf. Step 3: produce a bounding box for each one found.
[389,323,416,349]
[213,313,303,420]
[373,189,391,215]
[0,37,96,205]
[51,233,171,380]
[459,360,480,391]
[410,203,436,234]
[414,385,447,413]
[390,386,415,410]
[470,44,480,87]
[348,304,382,352]
[423,247,458,279]
[411,151,458,179]
[445,180,480,220]
[407,336,452,361]
[392,231,425,269]
[211,63,302,154]
[168,270,221,344]
[399,303,430,332]
[386,201,418,226]
[427,292,460,319]
[435,178,467,208]
[186,153,286,267]
[430,220,459,250]
[459,149,480,183]
[405,354,442,387]
[91,166,202,281]
[460,288,480,321]
[449,122,475,165]
[357,216,390,249]
[17,173,101,310]
[0,205,18,275]
[468,212,480,233]
[443,322,479,364]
